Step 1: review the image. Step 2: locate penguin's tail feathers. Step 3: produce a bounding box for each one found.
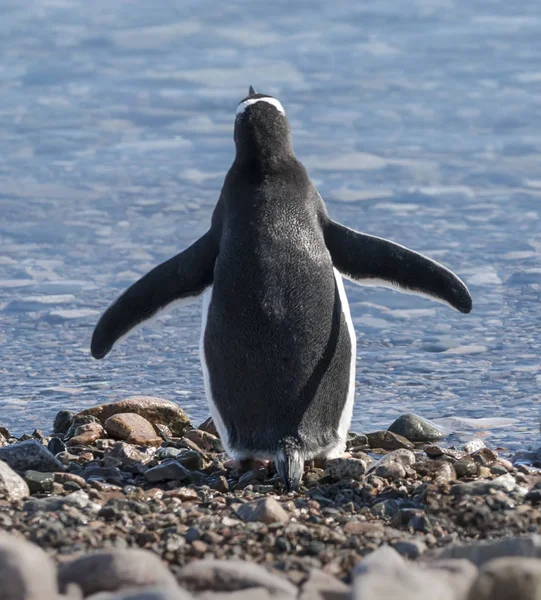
[275,439,304,492]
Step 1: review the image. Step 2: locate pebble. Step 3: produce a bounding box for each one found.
[467,557,541,600]
[144,461,192,484]
[235,498,290,525]
[47,436,67,455]
[392,539,427,559]
[103,442,156,468]
[367,449,416,473]
[375,461,406,480]
[176,559,297,596]
[451,473,516,496]
[325,457,368,480]
[387,413,445,442]
[183,430,222,452]
[463,439,486,454]
[299,569,350,600]
[104,413,163,447]
[86,586,193,600]
[59,549,178,596]
[454,457,479,478]
[0,460,30,501]
[366,431,414,450]
[0,439,65,472]
[78,396,192,437]
[0,533,58,600]
[23,490,93,512]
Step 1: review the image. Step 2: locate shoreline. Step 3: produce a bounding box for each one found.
[1,395,541,599]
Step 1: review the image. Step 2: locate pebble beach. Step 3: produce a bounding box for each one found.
[2,395,541,599]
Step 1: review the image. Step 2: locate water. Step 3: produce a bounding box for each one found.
[0,0,540,453]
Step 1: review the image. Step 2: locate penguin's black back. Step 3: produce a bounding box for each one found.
[204,156,352,457]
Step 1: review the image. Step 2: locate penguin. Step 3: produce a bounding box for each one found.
[91,87,472,491]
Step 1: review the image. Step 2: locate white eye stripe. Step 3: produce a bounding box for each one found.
[235,97,285,116]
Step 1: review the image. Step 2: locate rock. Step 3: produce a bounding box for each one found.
[23,490,93,512]
[366,431,414,450]
[423,559,479,599]
[299,569,350,600]
[388,413,444,442]
[463,439,486,454]
[434,463,456,482]
[54,409,75,434]
[235,498,290,525]
[86,586,193,600]
[82,466,125,485]
[454,458,479,478]
[451,473,516,496]
[367,449,416,473]
[467,557,541,600]
[471,448,498,466]
[47,437,66,455]
[67,429,103,447]
[0,533,58,599]
[23,470,54,493]
[65,415,102,440]
[59,549,178,596]
[78,396,192,437]
[352,545,454,600]
[197,417,219,438]
[176,559,297,596]
[176,449,204,471]
[375,461,406,481]
[103,442,156,468]
[104,413,163,447]
[346,432,369,450]
[0,460,30,501]
[191,590,287,600]
[325,457,368,480]
[431,535,541,566]
[392,539,427,559]
[182,429,222,452]
[144,461,192,484]
[0,440,65,472]
[424,445,465,461]
[54,472,87,488]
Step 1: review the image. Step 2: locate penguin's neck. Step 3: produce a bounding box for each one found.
[234,125,294,170]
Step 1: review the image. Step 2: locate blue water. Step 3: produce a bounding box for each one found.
[0,0,539,452]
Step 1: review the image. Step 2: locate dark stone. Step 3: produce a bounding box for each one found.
[388,413,445,442]
[366,431,414,450]
[0,440,65,473]
[24,470,54,494]
[53,410,76,434]
[47,437,66,456]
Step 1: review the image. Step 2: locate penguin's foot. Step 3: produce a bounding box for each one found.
[224,458,270,471]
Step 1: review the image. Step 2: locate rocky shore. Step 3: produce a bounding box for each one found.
[1,396,541,599]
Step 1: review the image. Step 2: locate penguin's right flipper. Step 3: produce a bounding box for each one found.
[91,231,218,359]
[324,220,472,314]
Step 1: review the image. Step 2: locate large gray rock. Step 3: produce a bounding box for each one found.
[0,533,58,600]
[0,440,64,472]
[86,586,193,600]
[388,413,444,442]
[59,549,178,596]
[467,557,541,600]
[176,559,297,596]
[0,460,30,501]
[352,545,455,600]
[431,535,541,566]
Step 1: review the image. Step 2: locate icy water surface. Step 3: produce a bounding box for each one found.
[0,0,540,452]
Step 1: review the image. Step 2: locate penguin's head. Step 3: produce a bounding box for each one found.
[233,86,293,163]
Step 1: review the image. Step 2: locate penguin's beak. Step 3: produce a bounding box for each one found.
[249,85,256,95]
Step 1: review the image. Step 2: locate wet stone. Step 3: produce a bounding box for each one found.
[47,437,66,455]
[368,449,416,473]
[366,430,414,450]
[472,447,499,466]
[0,440,65,472]
[454,457,479,478]
[346,432,369,451]
[463,439,486,454]
[65,415,102,440]
[182,429,223,452]
[176,449,204,471]
[197,416,219,437]
[388,413,445,443]
[103,442,156,469]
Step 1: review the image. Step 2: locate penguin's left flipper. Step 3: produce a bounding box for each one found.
[324,220,472,314]
[90,231,218,360]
